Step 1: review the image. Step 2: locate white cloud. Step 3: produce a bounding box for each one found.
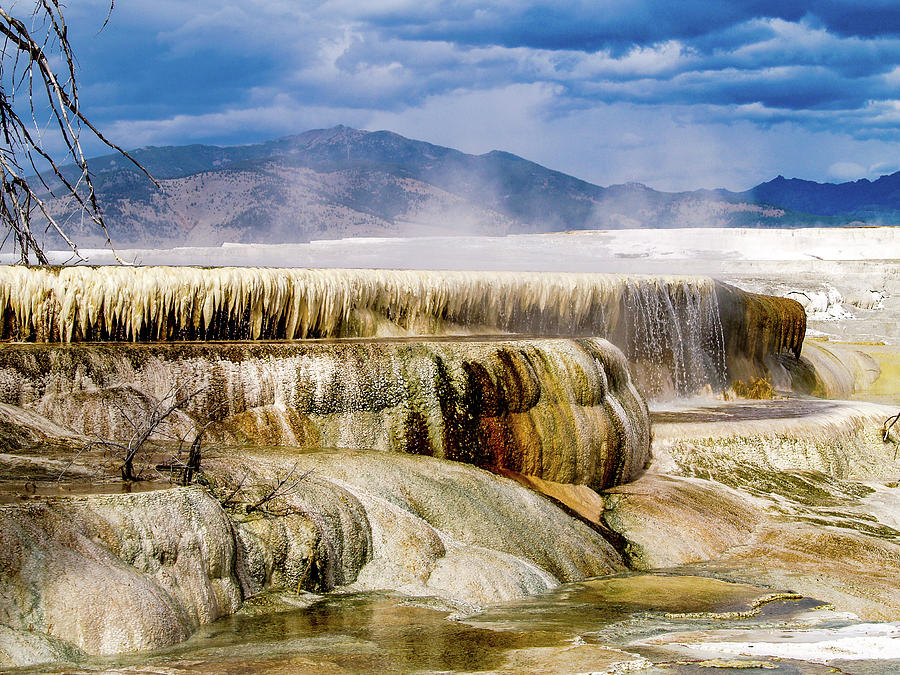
[369,86,900,190]
[828,161,867,180]
[100,99,371,148]
[571,41,696,78]
[366,83,560,157]
[57,1,900,189]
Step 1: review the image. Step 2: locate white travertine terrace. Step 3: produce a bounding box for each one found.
[0,266,730,398]
[0,266,722,341]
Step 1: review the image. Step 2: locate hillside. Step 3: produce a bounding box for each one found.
[746,174,900,219]
[34,126,897,248]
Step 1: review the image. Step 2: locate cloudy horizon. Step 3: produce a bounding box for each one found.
[44,1,900,191]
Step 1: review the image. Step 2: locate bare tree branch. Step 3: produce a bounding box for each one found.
[246,462,313,515]
[218,472,249,509]
[0,1,157,264]
[155,421,213,485]
[83,384,205,482]
[883,411,900,460]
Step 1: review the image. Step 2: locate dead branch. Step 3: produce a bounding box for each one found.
[183,421,209,485]
[218,472,249,509]
[245,462,313,515]
[0,1,157,264]
[883,411,900,460]
[155,420,213,485]
[85,384,205,482]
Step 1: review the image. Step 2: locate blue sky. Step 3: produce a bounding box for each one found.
[47,1,900,190]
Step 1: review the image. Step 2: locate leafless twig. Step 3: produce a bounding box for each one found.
[85,384,205,481]
[155,420,213,485]
[883,411,900,460]
[218,471,249,509]
[0,1,157,264]
[245,462,313,515]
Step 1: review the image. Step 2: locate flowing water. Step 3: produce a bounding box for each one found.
[16,575,895,674]
[0,267,805,398]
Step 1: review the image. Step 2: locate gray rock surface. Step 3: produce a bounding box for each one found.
[0,450,624,668]
[0,487,241,662]
[207,450,625,609]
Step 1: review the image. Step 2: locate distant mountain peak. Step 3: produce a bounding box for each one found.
[748,169,900,216]
[34,126,898,252]
[291,124,368,147]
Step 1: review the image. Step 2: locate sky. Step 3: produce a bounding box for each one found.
[26,1,900,190]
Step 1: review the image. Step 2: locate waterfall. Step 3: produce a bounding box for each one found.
[0,266,798,398]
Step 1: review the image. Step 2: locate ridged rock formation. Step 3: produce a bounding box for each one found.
[651,398,899,483]
[792,340,881,399]
[601,397,900,620]
[0,266,805,397]
[217,450,625,606]
[0,338,650,490]
[715,283,806,385]
[0,487,243,660]
[0,452,624,667]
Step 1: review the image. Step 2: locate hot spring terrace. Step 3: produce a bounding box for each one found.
[2,265,900,672]
[0,266,808,493]
[0,266,804,397]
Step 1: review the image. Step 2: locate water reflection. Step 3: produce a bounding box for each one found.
[23,573,897,674]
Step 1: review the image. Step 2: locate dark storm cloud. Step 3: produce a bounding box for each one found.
[808,0,900,37]
[355,1,900,49]
[356,1,803,51]
[59,1,900,128]
[25,0,900,188]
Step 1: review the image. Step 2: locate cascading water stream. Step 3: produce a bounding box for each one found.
[0,267,801,398]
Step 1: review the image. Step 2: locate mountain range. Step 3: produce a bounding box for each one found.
[36,125,900,248]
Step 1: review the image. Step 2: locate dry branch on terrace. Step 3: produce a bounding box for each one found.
[884,411,900,460]
[83,384,206,482]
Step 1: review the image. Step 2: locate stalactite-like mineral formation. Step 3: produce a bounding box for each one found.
[0,266,805,398]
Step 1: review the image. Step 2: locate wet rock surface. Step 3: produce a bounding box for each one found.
[0,449,626,669]
[5,392,898,672]
[0,487,242,662]
[0,337,651,490]
[11,575,866,674]
[205,449,625,607]
[605,396,900,621]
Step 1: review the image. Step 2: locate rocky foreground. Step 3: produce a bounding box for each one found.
[0,264,897,672]
[0,354,895,671]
